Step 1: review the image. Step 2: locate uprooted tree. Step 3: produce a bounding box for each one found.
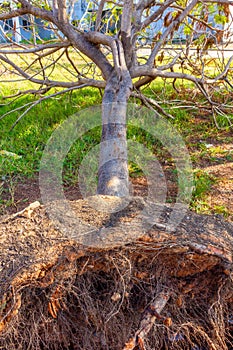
[0,0,233,195]
[0,1,233,349]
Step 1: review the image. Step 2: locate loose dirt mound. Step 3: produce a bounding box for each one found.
[0,196,232,350]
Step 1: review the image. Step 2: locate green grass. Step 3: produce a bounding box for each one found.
[0,88,101,178]
[192,169,216,199]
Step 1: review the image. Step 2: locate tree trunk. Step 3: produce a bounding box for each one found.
[97,70,132,197]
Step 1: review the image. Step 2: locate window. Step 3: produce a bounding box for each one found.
[22,19,30,30]
[81,0,86,12]
[4,19,13,31]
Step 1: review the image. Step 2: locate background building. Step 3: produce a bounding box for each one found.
[0,1,232,44]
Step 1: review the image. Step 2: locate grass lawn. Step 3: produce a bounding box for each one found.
[0,73,232,220]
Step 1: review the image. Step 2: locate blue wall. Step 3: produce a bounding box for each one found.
[0,15,56,43]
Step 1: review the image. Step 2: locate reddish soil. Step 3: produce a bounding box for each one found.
[204,162,233,217]
[0,168,179,217]
[0,159,232,221]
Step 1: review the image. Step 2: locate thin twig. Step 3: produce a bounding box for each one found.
[131,90,174,119]
[8,84,88,131]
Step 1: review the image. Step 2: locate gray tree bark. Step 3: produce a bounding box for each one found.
[97,70,132,196]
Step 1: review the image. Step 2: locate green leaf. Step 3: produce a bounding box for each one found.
[214,14,228,25]
[183,25,192,35]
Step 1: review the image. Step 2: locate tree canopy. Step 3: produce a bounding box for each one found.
[0,0,232,107]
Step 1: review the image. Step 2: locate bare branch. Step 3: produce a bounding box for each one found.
[52,0,58,17]
[132,65,199,84]
[9,84,89,130]
[147,0,199,66]
[65,49,81,76]
[17,0,57,23]
[0,8,29,20]
[0,1,113,79]
[0,101,36,121]
[0,54,105,89]
[136,0,157,11]
[172,4,226,33]
[121,0,133,67]
[111,39,121,76]
[84,31,113,47]
[142,0,176,29]
[157,52,182,71]
[110,38,130,81]
[57,0,68,23]
[132,61,233,94]
[131,90,174,119]
[213,56,233,82]
[2,88,50,99]
[134,76,155,89]
[95,0,107,31]
[59,28,113,80]
[0,42,70,55]
[203,0,233,4]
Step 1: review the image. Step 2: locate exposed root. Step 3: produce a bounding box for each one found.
[123,290,171,350]
[0,198,232,349]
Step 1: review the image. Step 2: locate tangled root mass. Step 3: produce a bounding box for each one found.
[0,197,232,350]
